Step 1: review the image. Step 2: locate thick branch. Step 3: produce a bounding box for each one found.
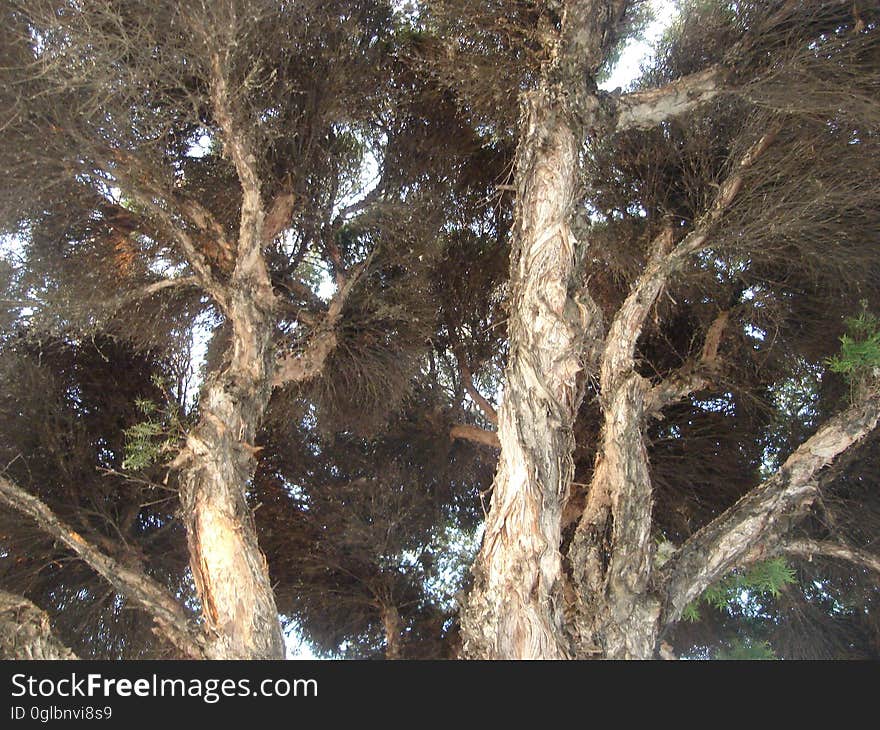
[600,225,674,390]
[205,48,269,288]
[0,476,205,658]
[611,67,723,133]
[780,539,880,576]
[660,391,880,628]
[262,190,297,244]
[450,423,501,449]
[109,276,200,313]
[454,350,498,425]
[123,186,228,308]
[0,590,78,660]
[601,128,776,392]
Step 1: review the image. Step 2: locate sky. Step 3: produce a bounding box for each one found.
[601,0,678,91]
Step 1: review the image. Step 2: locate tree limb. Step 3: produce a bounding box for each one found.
[0,590,78,660]
[610,66,723,133]
[454,350,498,425]
[659,390,880,628]
[780,538,880,576]
[206,44,268,286]
[645,310,729,416]
[0,476,206,658]
[273,252,374,387]
[600,126,776,394]
[123,185,229,309]
[449,424,500,449]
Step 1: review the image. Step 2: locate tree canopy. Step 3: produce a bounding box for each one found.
[0,0,878,660]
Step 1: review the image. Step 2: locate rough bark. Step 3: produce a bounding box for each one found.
[459,0,632,660]
[566,129,777,658]
[450,424,500,449]
[163,42,285,660]
[0,590,78,660]
[610,67,722,133]
[570,374,659,659]
[780,539,880,576]
[381,604,403,660]
[460,85,595,659]
[171,248,286,659]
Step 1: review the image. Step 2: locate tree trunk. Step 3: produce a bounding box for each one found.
[569,374,660,659]
[177,287,284,659]
[0,590,77,660]
[381,604,403,660]
[460,86,591,659]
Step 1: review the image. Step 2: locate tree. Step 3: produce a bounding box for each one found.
[0,0,879,661]
[425,0,880,658]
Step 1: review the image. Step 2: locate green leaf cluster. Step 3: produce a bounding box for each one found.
[715,638,777,661]
[121,391,183,471]
[826,305,880,395]
[684,557,797,621]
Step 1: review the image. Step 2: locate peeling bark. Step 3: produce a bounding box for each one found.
[460,86,596,659]
[611,67,722,132]
[0,590,77,660]
[450,423,500,449]
[570,374,660,659]
[176,286,284,660]
[780,539,880,576]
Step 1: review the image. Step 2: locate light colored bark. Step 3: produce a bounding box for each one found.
[781,539,880,576]
[382,604,403,660]
[164,41,285,660]
[612,67,722,132]
[460,84,596,659]
[450,424,500,449]
[0,590,78,660]
[455,350,498,425]
[570,373,659,659]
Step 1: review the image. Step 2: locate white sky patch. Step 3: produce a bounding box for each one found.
[186,131,213,158]
[600,0,679,91]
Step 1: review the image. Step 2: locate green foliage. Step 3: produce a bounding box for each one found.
[716,638,777,661]
[684,558,797,621]
[826,305,880,396]
[121,381,183,471]
[682,601,702,623]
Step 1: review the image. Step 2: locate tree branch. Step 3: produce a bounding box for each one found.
[449,424,500,449]
[0,590,78,660]
[207,49,265,269]
[454,350,498,425]
[645,310,729,416]
[600,127,776,394]
[0,476,205,658]
[122,185,229,309]
[780,538,880,576]
[273,252,373,387]
[262,190,297,244]
[659,391,880,628]
[108,276,200,313]
[610,66,724,133]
